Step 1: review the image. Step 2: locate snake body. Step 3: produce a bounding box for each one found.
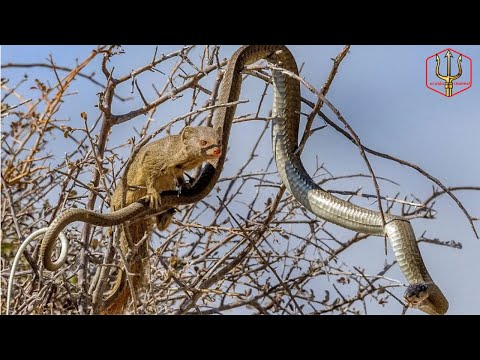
[39,45,448,314]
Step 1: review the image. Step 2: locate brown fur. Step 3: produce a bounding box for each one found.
[101,126,221,314]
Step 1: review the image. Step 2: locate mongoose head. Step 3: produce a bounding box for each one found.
[181,126,222,160]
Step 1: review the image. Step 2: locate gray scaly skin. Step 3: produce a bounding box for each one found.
[267,46,448,315]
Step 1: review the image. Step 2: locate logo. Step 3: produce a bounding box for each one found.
[426,48,472,97]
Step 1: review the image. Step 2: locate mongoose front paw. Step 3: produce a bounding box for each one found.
[146,191,161,210]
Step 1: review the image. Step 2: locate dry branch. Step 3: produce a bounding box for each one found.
[2,45,476,315]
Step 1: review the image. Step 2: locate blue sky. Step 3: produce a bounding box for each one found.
[2,45,479,314]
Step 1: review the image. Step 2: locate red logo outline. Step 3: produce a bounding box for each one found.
[425,48,472,97]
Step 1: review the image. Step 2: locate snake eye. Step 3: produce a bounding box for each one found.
[200,140,207,146]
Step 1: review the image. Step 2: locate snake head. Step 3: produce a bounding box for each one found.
[404,283,429,308]
[404,283,449,315]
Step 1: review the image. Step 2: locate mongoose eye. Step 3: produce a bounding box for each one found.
[200,140,208,146]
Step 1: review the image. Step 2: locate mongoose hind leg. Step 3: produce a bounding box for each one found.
[156,208,177,231]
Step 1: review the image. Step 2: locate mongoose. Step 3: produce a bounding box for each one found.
[102,125,222,313]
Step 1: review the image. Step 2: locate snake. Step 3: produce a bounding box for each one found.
[38,45,448,315]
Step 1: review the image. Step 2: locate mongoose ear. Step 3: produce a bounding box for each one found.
[181,126,194,142]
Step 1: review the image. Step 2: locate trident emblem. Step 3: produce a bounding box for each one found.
[435,50,462,97]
